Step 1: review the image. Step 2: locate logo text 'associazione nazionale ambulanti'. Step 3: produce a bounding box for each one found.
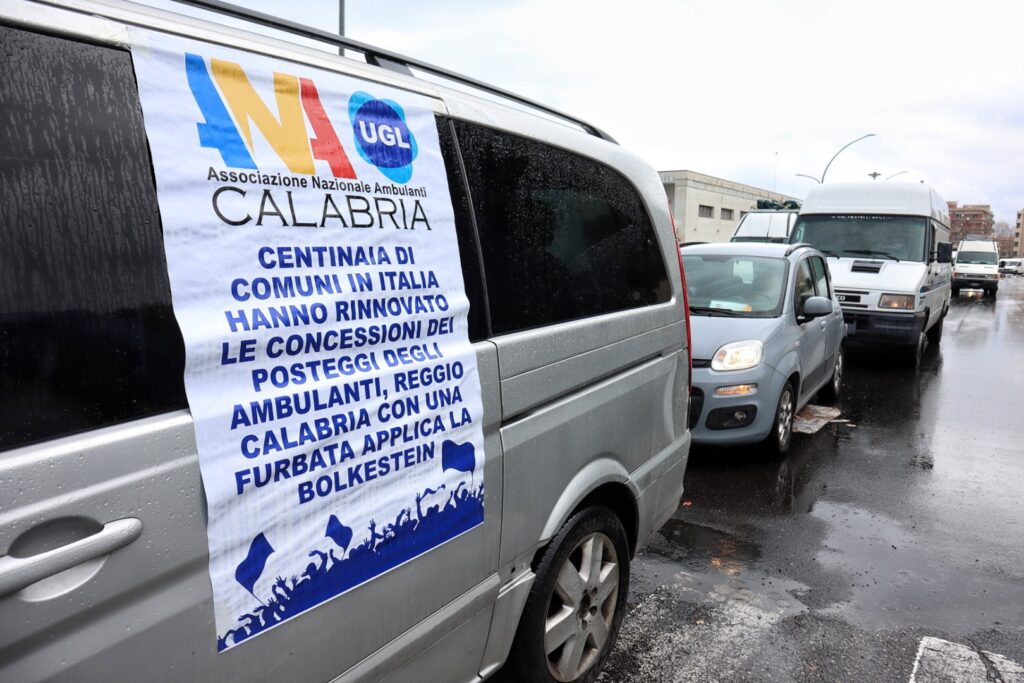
[183,53,419,184]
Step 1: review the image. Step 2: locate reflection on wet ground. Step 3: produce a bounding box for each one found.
[601,278,1024,681]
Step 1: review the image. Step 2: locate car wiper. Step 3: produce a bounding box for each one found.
[689,306,744,316]
[818,248,839,257]
[844,249,900,262]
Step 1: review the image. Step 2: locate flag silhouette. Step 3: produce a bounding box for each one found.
[441,440,475,474]
[235,532,274,596]
[325,514,353,551]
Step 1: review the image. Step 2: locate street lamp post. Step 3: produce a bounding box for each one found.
[795,133,877,184]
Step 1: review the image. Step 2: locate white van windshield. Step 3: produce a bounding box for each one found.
[957,251,998,265]
[791,214,927,262]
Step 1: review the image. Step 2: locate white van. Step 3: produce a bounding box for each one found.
[790,182,953,366]
[954,238,1000,296]
[730,210,799,243]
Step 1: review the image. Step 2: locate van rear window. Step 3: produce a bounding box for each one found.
[453,121,670,334]
[0,27,186,452]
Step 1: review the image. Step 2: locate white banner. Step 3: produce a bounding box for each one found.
[129,29,485,651]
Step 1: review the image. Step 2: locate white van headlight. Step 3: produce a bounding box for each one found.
[712,340,764,371]
[878,294,915,310]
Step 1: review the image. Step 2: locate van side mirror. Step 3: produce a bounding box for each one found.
[936,243,953,264]
[802,296,832,319]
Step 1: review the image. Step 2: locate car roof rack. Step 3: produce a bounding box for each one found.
[679,241,708,247]
[170,0,618,144]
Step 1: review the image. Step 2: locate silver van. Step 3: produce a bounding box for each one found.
[0,2,691,682]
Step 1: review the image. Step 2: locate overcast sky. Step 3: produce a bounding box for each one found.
[144,0,1023,224]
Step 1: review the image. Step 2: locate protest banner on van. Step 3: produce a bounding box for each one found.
[129,29,485,651]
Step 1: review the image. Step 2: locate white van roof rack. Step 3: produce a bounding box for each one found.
[171,0,618,144]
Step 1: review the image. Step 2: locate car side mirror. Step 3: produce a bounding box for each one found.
[936,243,953,264]
[802,296,832,319]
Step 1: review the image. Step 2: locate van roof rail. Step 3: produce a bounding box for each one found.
[170,0,618,144]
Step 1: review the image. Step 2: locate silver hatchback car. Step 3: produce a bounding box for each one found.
[682,243,846,454]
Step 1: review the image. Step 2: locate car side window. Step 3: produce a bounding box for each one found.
[0,27,186,453]
[452,120,670,335]
[793,259,816,319]
[810,256,831,299]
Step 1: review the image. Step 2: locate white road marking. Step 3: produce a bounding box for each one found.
[909,636,1024,683]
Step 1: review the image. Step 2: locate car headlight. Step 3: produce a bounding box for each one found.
[878,293,915,310]
[711,340,764,371]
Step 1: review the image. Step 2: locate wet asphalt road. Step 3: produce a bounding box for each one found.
[598,277,1024,682]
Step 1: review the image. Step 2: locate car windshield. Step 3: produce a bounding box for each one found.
[790,214,927,262]
[957,251,998,265]
[682,254,788,317]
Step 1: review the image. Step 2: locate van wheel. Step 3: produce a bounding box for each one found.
[818,346,844,404]
[927,311,945,345]
[905,332,926,368]
[764,381,795,456]
[508,507,629,683]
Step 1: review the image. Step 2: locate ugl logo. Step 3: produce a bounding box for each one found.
[185,54,418,183]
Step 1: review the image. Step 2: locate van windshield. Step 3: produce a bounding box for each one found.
[957,251,998,265]
[791,214,927,262]
[682,254,788,318]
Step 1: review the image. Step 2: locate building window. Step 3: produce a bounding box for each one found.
[721,208,734,220]
[698,205,714,218]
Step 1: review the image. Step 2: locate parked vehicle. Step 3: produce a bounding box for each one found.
[790,182,953,366]
[954,238,1000,296]
[730,209,799,243]
[0,2,692,682]
[999,258,1024,276]
[681,242,845,455]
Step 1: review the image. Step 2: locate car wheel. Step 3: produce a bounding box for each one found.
[819,346,844,404]
[764,380,795,456]
[926,310,945,345]
[508,507,629,683]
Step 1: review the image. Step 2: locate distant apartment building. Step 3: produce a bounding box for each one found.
[660,170,799,244]
[1015,210,1024,257]
[995,236,1016,259]
[947,201,994,244]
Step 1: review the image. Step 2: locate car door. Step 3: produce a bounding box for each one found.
[0,20,500,683]
[792,257,826,398]
[809,255,843,370]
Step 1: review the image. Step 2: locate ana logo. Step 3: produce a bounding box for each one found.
[349,92,418,184]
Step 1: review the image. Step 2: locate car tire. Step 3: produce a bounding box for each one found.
[507,507,629,683]
[763,380,795,456]
[926,310,945,345]
[818,346,844,404]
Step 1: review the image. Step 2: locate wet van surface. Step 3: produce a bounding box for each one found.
[0,2,690,683]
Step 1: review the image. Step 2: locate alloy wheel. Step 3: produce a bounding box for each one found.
[544,532,620,681]
[777,386,794,448]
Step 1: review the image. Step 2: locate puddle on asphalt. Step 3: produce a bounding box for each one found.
[635,518,809,620]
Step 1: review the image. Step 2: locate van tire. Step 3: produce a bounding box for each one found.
[905,332,926,368]
[763,381,795,456]
[818,346,844,404]
[926,311,945,345]
[508,507,629,683]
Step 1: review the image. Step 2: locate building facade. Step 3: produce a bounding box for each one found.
[660,170,798,244]
[1015,210,1023,257]
[947,202,995,245]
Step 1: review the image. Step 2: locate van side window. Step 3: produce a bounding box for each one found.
[452,120,670,334]
[794,260,816,318]
[0,27,186,453]
[810,257,831,298]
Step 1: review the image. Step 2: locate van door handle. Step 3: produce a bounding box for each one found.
[0,518,143,598]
